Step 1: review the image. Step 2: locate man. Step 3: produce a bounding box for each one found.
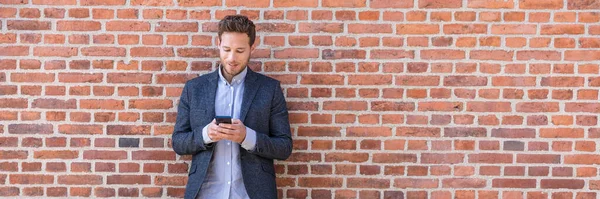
[171,15,293,199]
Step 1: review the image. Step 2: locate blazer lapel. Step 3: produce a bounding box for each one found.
[202,70,219,119]
[240,68,260,123]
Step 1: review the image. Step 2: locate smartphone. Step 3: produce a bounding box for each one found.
[215,116,232,125]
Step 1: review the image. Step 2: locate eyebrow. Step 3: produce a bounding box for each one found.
[222,46,247,50]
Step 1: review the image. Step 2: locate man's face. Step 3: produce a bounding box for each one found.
[217,32,255,78]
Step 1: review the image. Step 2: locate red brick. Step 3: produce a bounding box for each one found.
[142,187,163,197]
[81,47,126,57]
[323,0,365,7]
[491,128,535,138]
[467,102,511,112]
[69,187,91,197]
[156,22,198,32]
[8,124,52,134]
[516,154,561,164]
[132,150,175,160]
[372,153,417,163]
[33,150,77,159]
[106,125,150,135]
[273,0,318,7]
[81,0,125,5]
[0,47,28,58]
[255,23,295,33]
[9,174,53,184]
[541,179,584,189]
[94,187,115,197]
[422,153,464,164]
[177,48,218,58]
[469,153,513,163]
[348,75,392,85]
[520,0,563,9]
[107,73,152,83]
[131,47,174,57]
[107,175,151,184]
[225,0,269,7]
[516,102,559,112]
[57,21,100,31]
[7,20,51,30]
[492,179,536,188]
[83,150,127,160]
[419,0,462,8]
[326,152,369,163]
[394,128,437,139]
[0,98,28,108]
[33,46,77,57]
[299,177,343,188]
[106,21,150,31]
[371,50,414,59]
[129,99,172,109]
[130,0,173,5]
[565,50,600,61]
[444,24,487,34]
[371,0,412,8]
[58,175,102,185]
[541,24,585,35]
[177,0,220,6]
[568,0,600,9]
[468,0,513,8]
[348,24,392,34]
[443,178,486,188]
[348,178,390,188]
[58,124,102,135]
[371,101,415,111]
[22,187,43,196]
[80,99,124,110]
[274,48,318,59]
[540,128,584,138]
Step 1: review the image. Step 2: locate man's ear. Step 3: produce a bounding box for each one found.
[250,41,257,53]
[216,37,221,47]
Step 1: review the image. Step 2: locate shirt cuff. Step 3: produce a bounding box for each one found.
[202,124,213,144]
[241,127,257,151]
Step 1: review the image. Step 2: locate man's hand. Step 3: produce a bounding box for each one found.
[208,119,247,144]
[207,119,223,142]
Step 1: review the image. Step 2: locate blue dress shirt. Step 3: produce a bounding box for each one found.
[197,66,257,199]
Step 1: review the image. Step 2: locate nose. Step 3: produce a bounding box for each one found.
[226,52,235,62]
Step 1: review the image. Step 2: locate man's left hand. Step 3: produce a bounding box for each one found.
[216,119,247,144]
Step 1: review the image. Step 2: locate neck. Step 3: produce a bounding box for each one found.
[220,66,235,84]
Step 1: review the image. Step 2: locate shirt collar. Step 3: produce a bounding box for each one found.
[218,64,248,86]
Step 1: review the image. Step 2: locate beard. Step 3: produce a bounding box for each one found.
[220,56,250,78]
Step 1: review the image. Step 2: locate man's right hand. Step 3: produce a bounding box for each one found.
[207,119,223,142]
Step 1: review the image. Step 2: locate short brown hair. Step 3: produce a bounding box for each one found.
[218,15,256,46]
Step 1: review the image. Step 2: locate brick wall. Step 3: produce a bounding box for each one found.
[1,0,600,198]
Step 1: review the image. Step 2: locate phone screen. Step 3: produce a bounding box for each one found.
[215,116,232,125]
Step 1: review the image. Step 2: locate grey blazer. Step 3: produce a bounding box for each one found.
[171,68,293,199]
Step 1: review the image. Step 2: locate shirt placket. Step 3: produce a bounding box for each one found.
[227,83,234,194]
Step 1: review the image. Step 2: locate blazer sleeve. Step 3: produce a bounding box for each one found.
[249,82,293,160]
[171,81,212,155]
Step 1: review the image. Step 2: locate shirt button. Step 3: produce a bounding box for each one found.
[228,181,231,185]
[228,104,231,107]
[227,142,230,145]
[227,162,230,165]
